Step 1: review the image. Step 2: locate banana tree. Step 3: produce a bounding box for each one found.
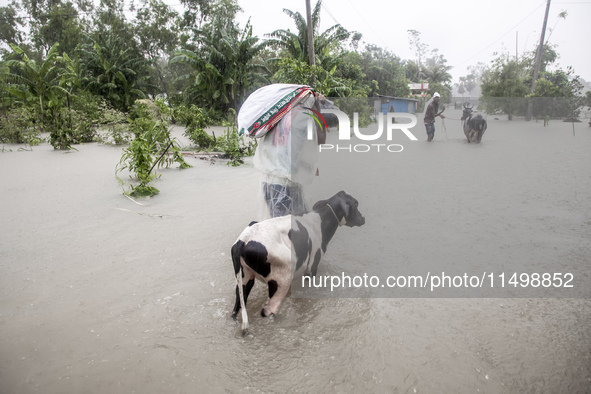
[81,32,152,111]
[171,48,228,108]
[0,63,14,123]
[170,18,267,112]
[3,42,66,132]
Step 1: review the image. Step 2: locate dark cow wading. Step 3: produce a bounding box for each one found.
[461,103,488,143]
[231,191,365,335]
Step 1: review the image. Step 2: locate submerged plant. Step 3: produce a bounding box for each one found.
[216,126,256,166]
[174,104,214,149]
[116,128,160,196]
[215,109,256,166]
[116,99,191,197]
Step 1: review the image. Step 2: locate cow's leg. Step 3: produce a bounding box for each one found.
[233,266,255,335]
[231,276,255,319]
[478,125,486,142]
[261,280,277,315]
[261,277,290,317]
[310,250,322,277]
[231,240,257,336]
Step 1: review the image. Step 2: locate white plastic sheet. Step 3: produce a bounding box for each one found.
[252,94,320,219]
[237,84,313,138]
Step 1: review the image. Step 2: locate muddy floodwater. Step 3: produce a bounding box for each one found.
[1,114,590,393]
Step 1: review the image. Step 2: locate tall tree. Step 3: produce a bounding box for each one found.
[93,0,135,47]
[179,0,216,38]
[407,29,428,81]
[458,62,486,98]
[481,44,583,119]
[354,44,409,97]
[423,49,452,100]
[265,0,349,68]
[481,53,531,119]
[0,4,25,54]
[134,0,182,95]
[37,1,85,57]
[17,0,91,57]
[171,17,267,112]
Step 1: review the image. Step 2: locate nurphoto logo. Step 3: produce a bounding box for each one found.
[306,109,419,153]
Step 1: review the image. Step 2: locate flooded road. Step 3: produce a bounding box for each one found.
[1,117,590,393]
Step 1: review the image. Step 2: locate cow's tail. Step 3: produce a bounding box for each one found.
[232,241,249,336]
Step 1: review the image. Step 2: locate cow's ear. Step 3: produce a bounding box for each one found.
[313,199,328,211]
[336,197,350,217]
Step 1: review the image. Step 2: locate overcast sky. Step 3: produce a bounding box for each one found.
[2,0,589,83]
[232,0,590,83]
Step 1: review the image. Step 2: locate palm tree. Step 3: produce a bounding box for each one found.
[423,52,453,99]
[265,1,349,69]
[424,63,452,86]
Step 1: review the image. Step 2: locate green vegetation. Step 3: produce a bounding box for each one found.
[214,109,256,166]
[116,100,191,197]
[0,0,452,142]
[473,44,585,120]
[1,0,584,194]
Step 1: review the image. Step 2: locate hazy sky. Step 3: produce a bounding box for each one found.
[2,0,589,83]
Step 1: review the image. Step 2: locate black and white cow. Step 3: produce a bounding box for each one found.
[230,191,365,335]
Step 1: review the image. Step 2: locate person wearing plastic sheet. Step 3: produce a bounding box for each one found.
[254,92,326,219]
[423,92,446,142]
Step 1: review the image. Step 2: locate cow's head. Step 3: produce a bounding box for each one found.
[461,102,474,121]
[314,191,365,227]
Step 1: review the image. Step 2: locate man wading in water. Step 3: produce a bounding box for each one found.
[423,92,446,142]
